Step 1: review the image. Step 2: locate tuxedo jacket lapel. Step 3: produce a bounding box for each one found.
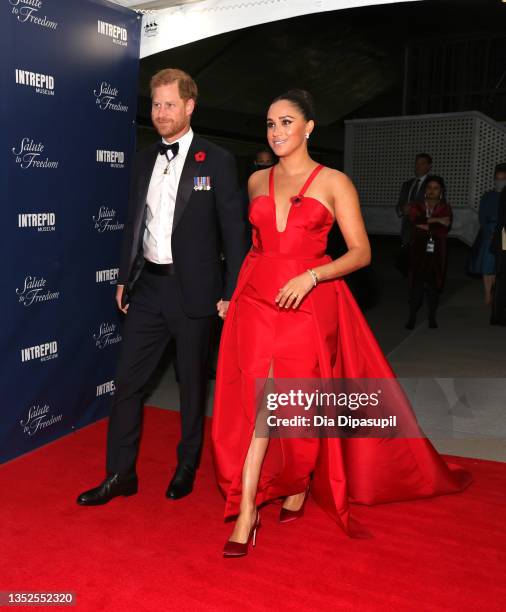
[172,135,200,233]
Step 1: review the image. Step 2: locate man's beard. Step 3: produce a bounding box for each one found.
[155,117,187,139]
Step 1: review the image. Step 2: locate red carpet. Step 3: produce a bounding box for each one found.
[1,407,505,611]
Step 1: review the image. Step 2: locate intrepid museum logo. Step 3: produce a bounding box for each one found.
[96,149,125,169]
[15,68,55,96]
[18,212,56,232]
[21,340,58,363]
[20,403,63,437]
[93,321,122,350]
[16,275,60,307]
[9,0,58,30]
[97,379,115,397]
[96,268,119,284]
[93,206,123,233]
[97,20,127,46]
[12,138,59,170]
[93,82,128,113]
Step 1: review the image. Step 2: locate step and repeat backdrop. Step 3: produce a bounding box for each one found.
[1,0,141,462]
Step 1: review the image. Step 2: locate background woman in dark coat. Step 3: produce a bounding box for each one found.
[406,176,452,329]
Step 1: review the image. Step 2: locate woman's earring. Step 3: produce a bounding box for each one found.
[305,133,310,140]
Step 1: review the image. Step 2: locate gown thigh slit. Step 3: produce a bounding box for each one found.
[236,287,320,509]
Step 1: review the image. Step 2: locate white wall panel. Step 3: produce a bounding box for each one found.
[344,112,506,245]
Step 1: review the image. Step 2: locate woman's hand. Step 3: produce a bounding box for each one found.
[275,272,315,309]
[217,299,230,320]
[416,224,429,230]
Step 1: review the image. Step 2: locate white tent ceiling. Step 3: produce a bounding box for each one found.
[111,0,201,8]
[111,0,421,57]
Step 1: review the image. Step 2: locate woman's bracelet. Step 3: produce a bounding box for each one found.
[307,268,319,287]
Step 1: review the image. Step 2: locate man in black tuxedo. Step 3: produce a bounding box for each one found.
[395,153,433,275]
[78,68,249,505]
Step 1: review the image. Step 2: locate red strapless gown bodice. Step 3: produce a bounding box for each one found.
[248,192,333,258]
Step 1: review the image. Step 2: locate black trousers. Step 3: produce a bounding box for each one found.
[106,268,212,476]
[409,276,440,317]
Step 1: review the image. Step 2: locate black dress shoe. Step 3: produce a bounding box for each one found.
[428,316,438,329]
[77,473,138,506]
[165,465,195,500]
[405,315,416,330]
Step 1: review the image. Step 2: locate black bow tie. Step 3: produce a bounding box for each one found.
[159,141,179,157]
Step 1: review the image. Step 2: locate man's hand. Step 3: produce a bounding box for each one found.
[116,284,129,314]
[217,299,230,320]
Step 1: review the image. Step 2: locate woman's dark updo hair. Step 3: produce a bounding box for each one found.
[270,89,315,122]
[425,175,447,200]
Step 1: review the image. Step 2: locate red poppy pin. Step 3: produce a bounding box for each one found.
[195,151,206,162]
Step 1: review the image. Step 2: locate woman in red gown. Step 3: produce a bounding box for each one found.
[212,90,471,557]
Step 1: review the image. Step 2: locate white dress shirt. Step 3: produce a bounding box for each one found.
[143,128,194,264]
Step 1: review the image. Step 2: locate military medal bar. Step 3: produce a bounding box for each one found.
[193,176,212,191]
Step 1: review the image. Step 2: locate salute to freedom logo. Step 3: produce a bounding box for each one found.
[20,403,63,437]
[12,138,58,170]
[93,206,124,233]
[93,322,122,350]
[93,82,128,112]
[9,0,58,29]
[16,275,60,307]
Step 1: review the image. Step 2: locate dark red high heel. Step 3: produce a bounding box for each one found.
[279,488,309,523]
[223,511,261,558]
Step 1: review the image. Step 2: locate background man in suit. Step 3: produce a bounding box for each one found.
[78,68,250,506]
[395,153,433,275]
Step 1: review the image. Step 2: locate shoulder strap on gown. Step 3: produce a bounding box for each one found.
[268,165,276,199]
[269,164,324,199]
[298,164,324,197]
